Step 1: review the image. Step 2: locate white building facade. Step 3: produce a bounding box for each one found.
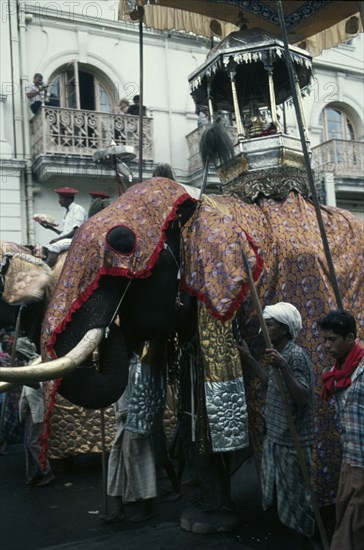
[1,1,363,246]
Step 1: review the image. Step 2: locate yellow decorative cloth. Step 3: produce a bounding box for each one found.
[199,304,248,452]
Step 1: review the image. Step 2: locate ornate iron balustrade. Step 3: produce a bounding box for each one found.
[312,139,364,177]
[30,106,153,160]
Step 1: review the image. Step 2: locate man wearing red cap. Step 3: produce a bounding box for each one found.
[89,191,110,199]
[42,187,87,266]
[88,191,111,218]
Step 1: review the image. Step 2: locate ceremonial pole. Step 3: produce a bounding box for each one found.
[276,0,343,310]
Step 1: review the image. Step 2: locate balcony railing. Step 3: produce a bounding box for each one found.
[312,139,364,178]
[31,106,153,160]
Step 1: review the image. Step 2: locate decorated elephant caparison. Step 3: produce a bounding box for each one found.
[1,177,363,533]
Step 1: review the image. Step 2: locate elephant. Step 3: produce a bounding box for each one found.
[0,176,363,533]
[0,243,117,461]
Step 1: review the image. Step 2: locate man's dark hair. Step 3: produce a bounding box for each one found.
[88,197,111,218]
[152,163,175,179]
[318,310,357,338]
[133,95,140,102]
[34,73,43,79]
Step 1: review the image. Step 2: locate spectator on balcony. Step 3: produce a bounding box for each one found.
[196,105,209,127]
[41,187,87,267]
[127,95,147,116]
[25,73,48,115]
[114,98,130,144]
[117,98,130,114]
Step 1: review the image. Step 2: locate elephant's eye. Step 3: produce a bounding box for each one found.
[106,225,136,255]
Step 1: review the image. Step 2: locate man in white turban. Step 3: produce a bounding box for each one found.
[263,302,302,340]
[238,302,315,548]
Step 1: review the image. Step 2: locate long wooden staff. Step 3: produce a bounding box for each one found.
[0,306,24,433]
[240,250,329,550]
[93,348,108,516]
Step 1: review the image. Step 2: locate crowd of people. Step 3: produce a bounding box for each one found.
[1,301,362,548]
[3,87,364,546]
[26,72,147,120]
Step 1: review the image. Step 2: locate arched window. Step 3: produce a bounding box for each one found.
[319,107,355,142]
[48,62,113,112]
[318,106,358,170]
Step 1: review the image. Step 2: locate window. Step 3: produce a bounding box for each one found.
[319,107,358,168]
[319,107,355,142]
[48,61,113,112]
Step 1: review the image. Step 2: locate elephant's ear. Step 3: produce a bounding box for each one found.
[180,197,264,322]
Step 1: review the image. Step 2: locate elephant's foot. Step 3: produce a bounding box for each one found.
[180,506,238,535]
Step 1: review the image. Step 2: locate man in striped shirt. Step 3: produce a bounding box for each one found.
[238,302,315,549]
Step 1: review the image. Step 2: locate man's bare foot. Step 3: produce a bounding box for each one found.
[102,511,126,524]
[129,511,155,522]
[129,499,154,522]
[162,490,181,502]
[0,441,8,455]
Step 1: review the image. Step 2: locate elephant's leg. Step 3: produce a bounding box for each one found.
[179,435,238,533]
[192,450,234,510]
[180,454,238,534]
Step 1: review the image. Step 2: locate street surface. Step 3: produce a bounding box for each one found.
[0,444,333,549]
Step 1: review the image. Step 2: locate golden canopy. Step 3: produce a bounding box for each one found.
[119,1,363,56]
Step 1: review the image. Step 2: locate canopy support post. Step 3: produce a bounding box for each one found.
[138,10,144,183]
[228,59,245,152]
[276,0,343,310]
[207,78,214,122]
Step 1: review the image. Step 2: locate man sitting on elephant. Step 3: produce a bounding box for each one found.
[238,302,315,549]
[41,187,87,267]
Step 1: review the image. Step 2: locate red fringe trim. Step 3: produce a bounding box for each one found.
[45,192,195,360]
[40,192,196,462]
[39,378,62,472]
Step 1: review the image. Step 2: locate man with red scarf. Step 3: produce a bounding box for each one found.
[319,310,364,550]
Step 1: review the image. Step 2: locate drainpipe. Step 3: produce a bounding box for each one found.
[18,0,35,243]
[164,37,174,166]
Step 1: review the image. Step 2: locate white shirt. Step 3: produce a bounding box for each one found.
[25,83,42,106]
[61,202,87,235]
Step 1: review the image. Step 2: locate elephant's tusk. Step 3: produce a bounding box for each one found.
[0,328,105,384]
[0,357,76,383]
[65,327,105,364]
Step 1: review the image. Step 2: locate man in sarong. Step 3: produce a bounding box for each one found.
[17,337,54,486]
[238,302,315,549]
[104,342,166,523]
[319,310,364,550]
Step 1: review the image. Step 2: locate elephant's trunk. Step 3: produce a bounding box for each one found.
[0,328,104,384]
[58,324,129,409]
